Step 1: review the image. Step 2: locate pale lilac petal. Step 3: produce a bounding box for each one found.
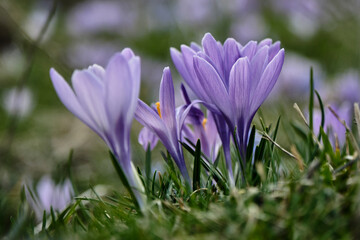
[105,53,132,127]
[251,49,285,113]
[193,56,232,121]
[87,64,106,80]
[181,45,212,103]
[138,127,159,150]
[268,41,281,62]
[250,46,269,93]
[202,33,225,80]
[72,70,108,132]
[127,56,141,123]
[159,67,177,140]
[50,68,98,133]
[170,47,192,87]
[121,48,135,60]
[224,38,241,85]
[190,42,202,52]
[229,57,251,125]
[241,40,257,60]
[258,38,272,49]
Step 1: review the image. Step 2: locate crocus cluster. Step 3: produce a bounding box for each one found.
[50,32,284,210]
[171,33,284,183]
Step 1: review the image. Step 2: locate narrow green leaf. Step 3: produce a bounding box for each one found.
[145,144,152,195]
[246,125,256,163]
[271,116,281,151]
[193,139,201,191]
[315,90,325,141]
[309,67,314,130]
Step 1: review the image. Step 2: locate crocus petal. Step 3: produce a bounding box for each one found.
[224,38,241,85]
[190,42,202,52]
[241,40,257,60]
[138,127,159,150]
[50,68,98,133]
[229,57,251,126]
[180,84,191,105]
[181,45,211,102]
[121,48,135,60]
[258,38,272,49]
[193,56,232,121]
[87,64,106,80]
[159,67,177,141]
[250,46,269,94]
[251,49,285,113]
[105,53,133,127]
[71,70,108,132]
[127,56,141,123]
[202,33,225,80]
[171,47,192,87]
[268,41,281,62]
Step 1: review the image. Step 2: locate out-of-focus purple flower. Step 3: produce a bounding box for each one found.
[230,14,266,43]
[138,121,159,151]
[2,87,34,118]
[330,70,360,104]
[180,85,221,163]
[25,176,74,221]
[49,49,146,210]
[171,33,284,184]
[174,0,216,27]
[135,67,191,184]
[313,103,352,148]
[66,41,120,68]
[269,53,323,102]
[67,1,138,37]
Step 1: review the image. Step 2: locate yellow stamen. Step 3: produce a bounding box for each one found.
[202,118,207,130]
[156,102,162,118]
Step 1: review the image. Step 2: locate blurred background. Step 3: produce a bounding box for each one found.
[0,0,360,231]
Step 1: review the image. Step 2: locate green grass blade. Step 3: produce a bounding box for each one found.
[193,139,201,191]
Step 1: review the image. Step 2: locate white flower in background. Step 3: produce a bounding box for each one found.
[25,176,74,221]
[2,87,34,118]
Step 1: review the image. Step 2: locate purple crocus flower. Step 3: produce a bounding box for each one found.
[138,125,159,151]
[171,33,284,183]
[25,176,74,221]
[313,103,352,148]
[180,85,221,163]
[135,67,191,184]
[49,49,146,211]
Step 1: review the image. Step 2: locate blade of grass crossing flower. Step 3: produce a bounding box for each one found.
[193,140,202,191]
[232,127,246,187]
[152,170,157,197]
[354,103,360,139]
[309,67,314,131]
[271,116,281,151]
[181,141,228,193]
[109,151,140,210]
[160,151,185,192]
[320,127,335,159]
[315,90,325,141]
[246,125,256,163]
[145,144,152,195]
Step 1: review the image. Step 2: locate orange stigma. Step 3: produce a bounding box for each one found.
[202,118,207,129]
[156,102,162,118]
